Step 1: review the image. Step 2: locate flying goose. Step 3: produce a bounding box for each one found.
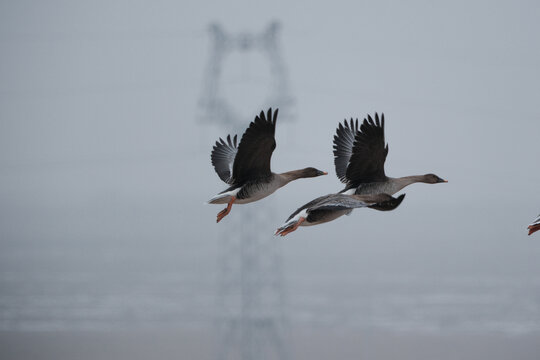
[275,193,405,236]
[208,108,327,222]
[275,112,447,235]
[334,113,447,195]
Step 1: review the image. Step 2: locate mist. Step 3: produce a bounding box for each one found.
[1,1,540,359]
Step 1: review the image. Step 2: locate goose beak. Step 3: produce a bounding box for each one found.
[317,171,328,176]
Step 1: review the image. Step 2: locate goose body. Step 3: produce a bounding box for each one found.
[209,108,327,222]
[275,193,405,236]
[333,113,447,196]
[528,215,540,236]
[208,174,285,205]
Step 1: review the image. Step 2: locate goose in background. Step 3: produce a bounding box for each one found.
[275,193,405,236]
[208,108,327,222]
[528,215,540,235]
[333,113,447,196]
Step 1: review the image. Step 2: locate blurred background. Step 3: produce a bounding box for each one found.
[1,1,540,359]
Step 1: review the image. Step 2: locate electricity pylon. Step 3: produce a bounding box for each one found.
[199,21,294,129]
[199,22,292,360]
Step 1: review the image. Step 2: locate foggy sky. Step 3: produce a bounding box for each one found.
[1,0,540,335]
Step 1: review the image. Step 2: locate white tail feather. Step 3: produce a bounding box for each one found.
[207,187,240,204]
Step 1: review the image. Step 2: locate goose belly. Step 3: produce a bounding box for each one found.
[354,182,399,196]
[304,209,352,226]
[235,180,281,204]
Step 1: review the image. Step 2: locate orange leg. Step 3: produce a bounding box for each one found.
[216,196,236,223]
[529,224,540,236]
[278,217,305,237]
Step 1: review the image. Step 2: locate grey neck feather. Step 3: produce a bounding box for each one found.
[277,169,309,186]
[389,175,427,192]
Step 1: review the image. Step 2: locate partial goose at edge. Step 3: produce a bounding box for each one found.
[528,215,540,235]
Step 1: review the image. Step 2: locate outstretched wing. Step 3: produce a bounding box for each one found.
[314,192,406,213]
[333,118,359,184]
[312,194,370,211]
[211,134,238,184]
[346,113,388,186]
[232,108,277,183]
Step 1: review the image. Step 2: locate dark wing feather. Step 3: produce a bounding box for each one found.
[211,134,238,184]
[232,108,277,183]
[333,118,359,184]
[346,112,388,186]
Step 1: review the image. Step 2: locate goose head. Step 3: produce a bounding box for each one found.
[422,173,448,184]
[300,167,328,178]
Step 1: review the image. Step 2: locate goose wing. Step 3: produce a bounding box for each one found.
[313,193,406,212]
[232,108,277,184]
[333,118,360,184]
[311,194,371,211]
[211,134,238,184]
[346,113,388,186]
